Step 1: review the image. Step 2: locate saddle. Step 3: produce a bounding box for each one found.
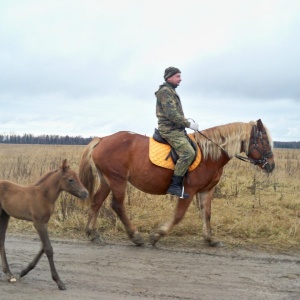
[152,128,199,166]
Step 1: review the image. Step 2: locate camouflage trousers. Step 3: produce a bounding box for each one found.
[159,129,196,176]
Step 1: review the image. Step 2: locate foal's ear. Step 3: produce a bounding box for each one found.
[257,119,263,130]
[61,159,70,171]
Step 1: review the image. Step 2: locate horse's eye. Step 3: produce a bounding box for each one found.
[68,179,74,184]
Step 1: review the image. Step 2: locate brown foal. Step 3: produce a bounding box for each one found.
[0,159,88,290]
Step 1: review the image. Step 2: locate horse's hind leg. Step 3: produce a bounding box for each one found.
[0,211,15,282]
[86,176,111,244]
[110,180,145,246]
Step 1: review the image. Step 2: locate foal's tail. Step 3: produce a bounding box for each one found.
[79,137,102,203]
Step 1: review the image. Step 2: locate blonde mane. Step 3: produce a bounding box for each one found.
[195,121,273,161]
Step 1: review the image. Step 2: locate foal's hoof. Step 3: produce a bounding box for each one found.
[8,277,17,283]
[58,282,67,290]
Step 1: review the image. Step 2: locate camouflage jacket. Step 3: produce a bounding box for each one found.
[155,82,190,133]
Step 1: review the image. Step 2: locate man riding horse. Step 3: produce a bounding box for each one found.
[155,67,199,199]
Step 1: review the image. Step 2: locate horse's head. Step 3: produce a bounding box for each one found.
[60,159,89,200]
[247,119,275,173]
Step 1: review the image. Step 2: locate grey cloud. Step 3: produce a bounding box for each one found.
[185,36,300,100]
[0,54,119,98]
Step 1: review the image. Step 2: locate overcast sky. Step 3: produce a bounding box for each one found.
[1,0,299,141]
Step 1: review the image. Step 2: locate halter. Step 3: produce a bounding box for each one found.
[197,124,273,170]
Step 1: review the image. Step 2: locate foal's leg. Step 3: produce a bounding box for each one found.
[149,196,194,246]
[198,190,223,247]
[19,247,44,278]
[110,180,145,245]
[0,211,16,282]
[86,177,111,244]
[20,222,66,290]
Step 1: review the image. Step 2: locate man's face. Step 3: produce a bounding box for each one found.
[167,73,181,87]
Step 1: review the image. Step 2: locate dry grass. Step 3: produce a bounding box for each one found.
[0,144,299,252]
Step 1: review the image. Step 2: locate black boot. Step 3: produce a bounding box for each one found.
[167,175,189,199]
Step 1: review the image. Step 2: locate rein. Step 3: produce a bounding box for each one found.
[197,130,228,154]
[196,126,272,166]
[197,130,244,161]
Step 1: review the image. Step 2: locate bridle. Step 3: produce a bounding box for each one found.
[197,123,274,170]
[241,124,273,168]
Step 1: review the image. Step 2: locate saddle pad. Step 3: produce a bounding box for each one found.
[149,134,201,171]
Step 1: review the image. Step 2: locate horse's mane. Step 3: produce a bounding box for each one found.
[34,169,58,186]
[195,121,273,161]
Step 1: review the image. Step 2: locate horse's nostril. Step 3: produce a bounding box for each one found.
[267,163,275,173]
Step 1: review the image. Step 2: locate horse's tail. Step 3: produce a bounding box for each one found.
[79,137,101,204]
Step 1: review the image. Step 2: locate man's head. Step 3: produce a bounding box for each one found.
[164,67,181,87]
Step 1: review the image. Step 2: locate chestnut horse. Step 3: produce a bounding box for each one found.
[0,159,88,290]
[79,119,275,247]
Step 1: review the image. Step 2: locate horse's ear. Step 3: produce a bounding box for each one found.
[61,159,69,171]
[257,119,263,130]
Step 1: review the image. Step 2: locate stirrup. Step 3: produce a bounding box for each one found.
[180,186,189,199]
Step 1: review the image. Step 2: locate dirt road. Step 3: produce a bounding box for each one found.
[0,234,299,300]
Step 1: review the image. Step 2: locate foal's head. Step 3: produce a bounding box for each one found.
[59,159,89,200]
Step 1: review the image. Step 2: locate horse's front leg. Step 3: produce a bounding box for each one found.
[198,190,223,247]
[0,211,16,282]
[149,197,193,246]
[27,222,66,290]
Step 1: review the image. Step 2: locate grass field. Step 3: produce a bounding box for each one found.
[0,143,299,252]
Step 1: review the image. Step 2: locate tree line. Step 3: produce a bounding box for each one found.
[273,141,300,149]
[0,133,93,145]
[0,133,299,149]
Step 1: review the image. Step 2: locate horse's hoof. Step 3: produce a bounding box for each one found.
[209,240,224,248]
[85,228,94,238]
[131,233,145,246]
[149,233,160,246]
[91,235,106,246]
[87,229,106,245]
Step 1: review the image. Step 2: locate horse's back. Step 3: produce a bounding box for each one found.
[92,131,148,161]
[101,131,148,143]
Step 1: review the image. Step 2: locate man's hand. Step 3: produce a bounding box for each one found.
[189,121,199,131]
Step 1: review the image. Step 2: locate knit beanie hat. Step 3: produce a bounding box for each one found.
[164,67,181,80]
